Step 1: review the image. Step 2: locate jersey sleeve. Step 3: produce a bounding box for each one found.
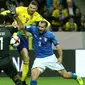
[7,26,18,34]
[1,10,10,15]
[50,33,59,46]
[24,25,36,33]
[16,7,22,16]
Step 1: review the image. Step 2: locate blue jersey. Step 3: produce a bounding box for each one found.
[25,26,59,58]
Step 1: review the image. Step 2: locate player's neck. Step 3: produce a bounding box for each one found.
[39,30,47,35]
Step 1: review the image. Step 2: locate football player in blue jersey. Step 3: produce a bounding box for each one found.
[15,16,84,85]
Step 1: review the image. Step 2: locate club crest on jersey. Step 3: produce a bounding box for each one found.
[44,37,47,42]
[25,18,29,23]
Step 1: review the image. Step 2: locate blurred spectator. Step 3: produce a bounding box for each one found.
[51,3,68,31]
[35,0,46,14]
[53,0,63,9]
[78,14,85,31]
[62,0,76,8]
[18,2,24,6]
[66,0,77,16]
[81,14,85,26]
[74,8,81,31]
[42,5,54,23]
[79,21,85,31]
[64,16,77,31]
[46,0,53,9]
[53,0,59,9]
[42,6,51,19]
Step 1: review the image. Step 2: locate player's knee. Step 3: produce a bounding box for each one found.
[31,68,40,80]
[22,55,29,62]
[31,69,37,77]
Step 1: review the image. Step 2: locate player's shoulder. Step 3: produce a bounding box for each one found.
[33,12,41,16]
[16,6,27,12]
[46,31,55,38]
[25,25,37,31]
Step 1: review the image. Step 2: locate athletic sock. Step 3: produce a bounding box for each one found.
[30,80,37,85]
[22,62,29,81]
[68,72,77,79]
[71,73,77,79]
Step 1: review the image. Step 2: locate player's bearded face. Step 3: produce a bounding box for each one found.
[38,23,46,34]
[28,4,37,15]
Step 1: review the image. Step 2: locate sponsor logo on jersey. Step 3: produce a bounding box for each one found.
[44,37,47,42]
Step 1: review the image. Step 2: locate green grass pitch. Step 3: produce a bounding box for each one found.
[0,77,85,85]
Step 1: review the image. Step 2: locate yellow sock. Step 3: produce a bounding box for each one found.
[22,62,29,81]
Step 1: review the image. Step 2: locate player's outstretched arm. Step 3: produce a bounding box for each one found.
[56,44,63,64]
[14,16,24,30]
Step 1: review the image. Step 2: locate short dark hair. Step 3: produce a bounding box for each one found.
[0,14,5,24]
[39,20,48,27]
[30,0,38,6]
[5,14,14,24]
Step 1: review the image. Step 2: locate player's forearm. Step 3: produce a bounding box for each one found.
[56,45,63,59]
[14,16,24,30]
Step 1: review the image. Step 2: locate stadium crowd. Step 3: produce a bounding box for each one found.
[0,0,85,32]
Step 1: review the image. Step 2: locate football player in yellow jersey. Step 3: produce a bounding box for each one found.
[15,1,50,85]
[1,1,50,85]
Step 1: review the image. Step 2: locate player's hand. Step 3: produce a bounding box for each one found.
[57,57,62,64]
[6,0,16,17]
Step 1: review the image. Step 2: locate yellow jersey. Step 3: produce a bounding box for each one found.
[1,6,50,26]
[52,9,68,25]
[13,6,50,26]
[64,22,77,31]
[1,6,50,36]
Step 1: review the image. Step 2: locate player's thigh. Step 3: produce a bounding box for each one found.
[46,54,64,70]
[20,48,29,61]
[17,36,29,61]
[17,36,28,53]
[3,60,18,78]
[32,58,46,73]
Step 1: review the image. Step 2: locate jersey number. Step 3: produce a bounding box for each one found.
[0,37,3,50]
[38,41,41,47]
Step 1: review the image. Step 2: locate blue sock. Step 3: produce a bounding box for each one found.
[71,73,77,79]
[30,80,37,85]
[68,72,77,79]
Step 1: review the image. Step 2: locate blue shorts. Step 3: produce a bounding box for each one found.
[17,35,28,53]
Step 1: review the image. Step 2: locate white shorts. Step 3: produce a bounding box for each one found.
[32,54,65,73]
